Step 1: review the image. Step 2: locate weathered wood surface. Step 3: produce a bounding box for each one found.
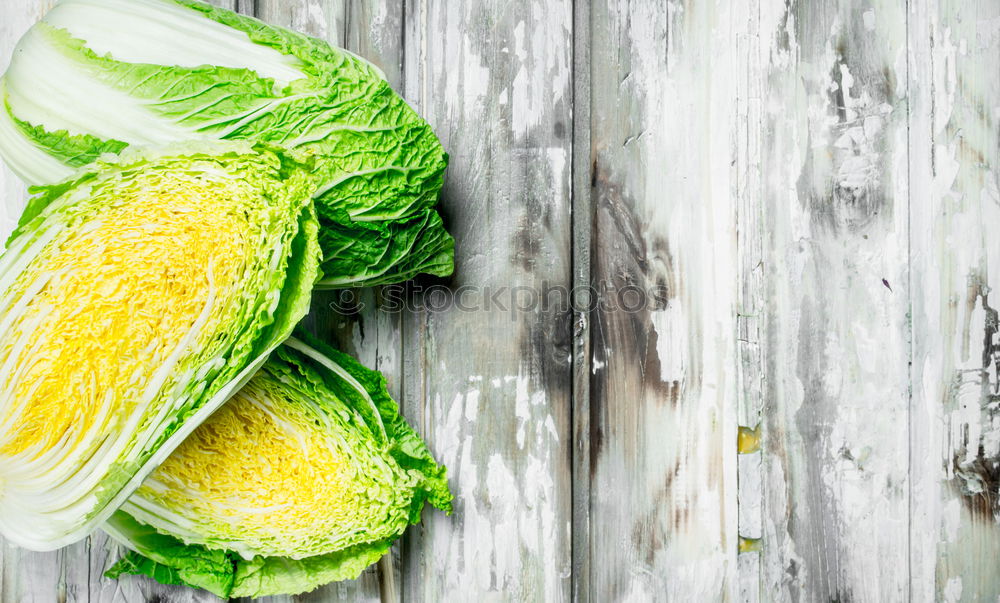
[757,1,912,601]
[588,0,741,599]
[909,1,1000,601]
[2,0,1000,601]
[398,0,574,600]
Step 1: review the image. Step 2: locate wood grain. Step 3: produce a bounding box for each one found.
[587,0,741,599]
[569,0,591,600]
[735,1,765,599]
[909,0,1000,601]
[756,0,912,601]
[398,0,574,600]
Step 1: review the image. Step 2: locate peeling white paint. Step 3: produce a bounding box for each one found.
[863,9,876,31]
[651,305,687,384]
[305,2,327,33]
[457,33,490,114]
[754,1,915,600]
[508,2,570,135]
[932,26,958,135]
[464,388,480,422]
[428,369,564,601]
[943,576,963,602]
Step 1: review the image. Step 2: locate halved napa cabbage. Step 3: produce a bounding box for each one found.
[0,0,453,288]
[104,335,451,599]
[0,143,321,550]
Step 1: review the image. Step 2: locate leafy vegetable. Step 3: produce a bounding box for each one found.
[0,142,321,550]
[0,0,453,288]
[104,335,451,598]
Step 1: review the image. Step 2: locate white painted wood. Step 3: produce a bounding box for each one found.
[909,0,1000,601]
[588,0,742,599]
[735,0,765,599]
[399,0,574,600]
[755,1,912,600]
[570,0,592,600]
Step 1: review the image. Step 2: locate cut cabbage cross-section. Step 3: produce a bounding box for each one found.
[0,0,454,289]
[104,335,452,598]
[0,143,321,550]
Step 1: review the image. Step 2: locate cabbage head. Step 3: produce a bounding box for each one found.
[0,0,453,288]
[0,143,321,550]
[104,335,452,598]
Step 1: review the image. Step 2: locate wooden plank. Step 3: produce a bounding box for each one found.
[570,0,592,600]
[735,0,765,600]
[587,0,742,599]
[257,0,345,43]
[310,2,407,601]
[909,0,1000,601]
[399,0,575,600]
[247,1,407,602]
[756,0,911,600]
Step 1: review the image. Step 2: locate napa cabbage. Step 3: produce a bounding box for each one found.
[0,0,453,288]
[104,335,451,598]
[0,143,321,550]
